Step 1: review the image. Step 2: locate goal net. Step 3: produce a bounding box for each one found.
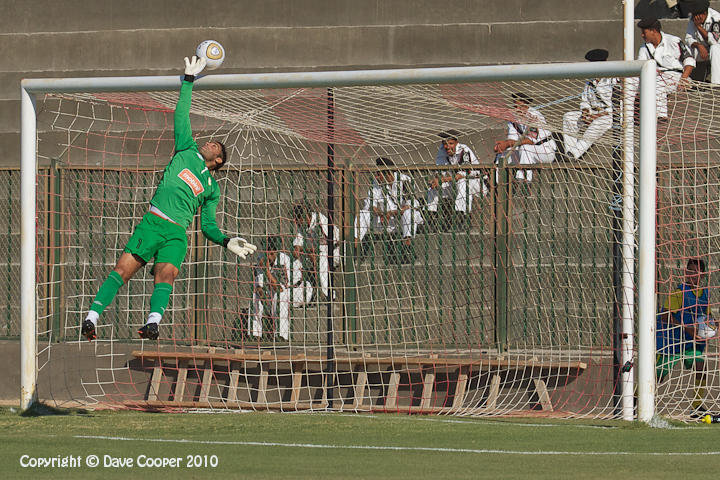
[22,64,712,419]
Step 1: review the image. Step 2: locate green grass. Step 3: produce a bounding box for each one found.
[1,406,719,479]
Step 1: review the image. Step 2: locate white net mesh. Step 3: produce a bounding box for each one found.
[28,72,718,419]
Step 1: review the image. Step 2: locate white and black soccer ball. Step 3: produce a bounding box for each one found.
[196,40,225,71]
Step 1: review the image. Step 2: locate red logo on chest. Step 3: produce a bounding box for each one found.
[178,169,204,196]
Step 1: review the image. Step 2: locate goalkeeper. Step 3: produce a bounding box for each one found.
[81,56,256,341]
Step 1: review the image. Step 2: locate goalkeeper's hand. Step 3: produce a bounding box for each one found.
[226,237,257,259]
[184,56,206,78]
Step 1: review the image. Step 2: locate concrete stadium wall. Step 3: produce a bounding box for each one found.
[5,0,708,167]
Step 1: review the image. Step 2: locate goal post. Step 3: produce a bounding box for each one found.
[20,60,657,419]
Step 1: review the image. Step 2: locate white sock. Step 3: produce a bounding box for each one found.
[85,311,99,326]
[146,312,162,325]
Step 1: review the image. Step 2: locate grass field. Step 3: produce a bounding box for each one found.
[1,406,719,479]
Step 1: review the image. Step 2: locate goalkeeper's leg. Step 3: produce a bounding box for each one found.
[139,235,185,340]
[83,253,143,340]
[138,262,178,340]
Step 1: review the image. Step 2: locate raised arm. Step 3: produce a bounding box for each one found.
[174,56,206,153]
[200,187,226,246]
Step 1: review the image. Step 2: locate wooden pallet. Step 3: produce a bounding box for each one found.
[129,349,587,413]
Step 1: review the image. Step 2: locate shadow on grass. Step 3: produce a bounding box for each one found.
[20,402,91,417]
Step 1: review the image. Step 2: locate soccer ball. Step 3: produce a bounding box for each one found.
[696,315,716,340]
[196,40,225,71]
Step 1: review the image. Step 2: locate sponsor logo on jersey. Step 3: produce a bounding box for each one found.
[178,168,204,196]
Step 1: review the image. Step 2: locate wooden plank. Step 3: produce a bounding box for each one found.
[290,363,304,406]
[353,371,368,409]
[132,400,316,411]
[198,348,216,403]
[147,363,163,402]
[257,366,269,405]
[452,367,468,410]
[533,378,554,412]
[128,400,551,416]
[421,369,435,409]
[485,374,501,410]
[226,348,243,403]
[174,359,189,402]
[226,362,241,403]
[131,350,587,371]
[318,373,329,409]
[385,372,400,408]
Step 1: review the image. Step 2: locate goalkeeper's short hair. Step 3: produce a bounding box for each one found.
[217,141,228,169]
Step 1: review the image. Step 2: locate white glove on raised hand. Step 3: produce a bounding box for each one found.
[226,237,257,259]
[184,56,206,77]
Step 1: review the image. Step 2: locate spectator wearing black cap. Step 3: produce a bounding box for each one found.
[636,17,695,119]
[559,49,616,161]
[493,92,556,182]
[684,0,720,83]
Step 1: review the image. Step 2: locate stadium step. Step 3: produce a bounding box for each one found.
[129,348,587,413]
[1,0,624,34]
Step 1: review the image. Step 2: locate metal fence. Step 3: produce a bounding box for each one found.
[16,161,628,352]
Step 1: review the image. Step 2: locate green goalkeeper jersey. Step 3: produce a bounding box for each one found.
[149,80,227,246]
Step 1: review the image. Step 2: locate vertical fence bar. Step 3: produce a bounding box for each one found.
[495,162,509,352]
[326,87,336,407]
[50,159,63,340]
[345,167,357,346]
[611,147,624,414]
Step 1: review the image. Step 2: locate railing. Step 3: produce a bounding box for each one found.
[14,161,630,352]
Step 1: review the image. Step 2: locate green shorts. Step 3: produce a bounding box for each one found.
[123,212,188,270]
[656,349,706,380]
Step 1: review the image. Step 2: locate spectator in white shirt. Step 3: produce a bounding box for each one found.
[560,49,616,161]
[636,18,695,120]
[427,132,482,231]
[356,157,424,263]
[292,204,340,300]
[684,0,720,83]
[493,93,556,182]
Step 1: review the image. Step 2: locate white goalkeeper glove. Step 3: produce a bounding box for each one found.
[226,237,257,259]
[184,56,206,77]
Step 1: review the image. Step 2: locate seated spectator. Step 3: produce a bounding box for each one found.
[292,203,340,300]
[249,235,311,341]
[684,0,720,84]
[493,93,556,182]
[427,132,481,229]
[356,157,424,263]
[559,49,615,161]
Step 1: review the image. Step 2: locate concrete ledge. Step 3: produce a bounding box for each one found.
[1,0,622,34]
[4,22,625,79]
